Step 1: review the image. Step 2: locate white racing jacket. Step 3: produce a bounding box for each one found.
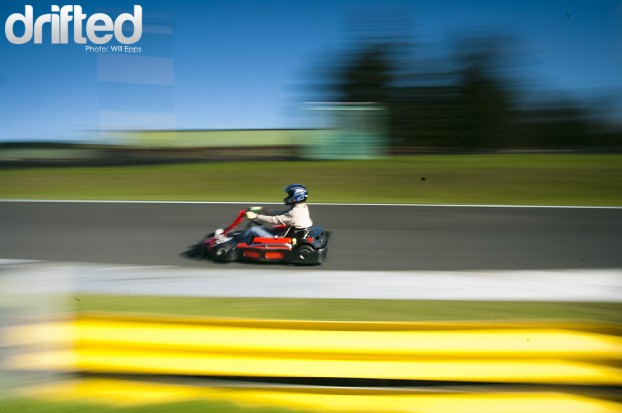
[256,203,313,229]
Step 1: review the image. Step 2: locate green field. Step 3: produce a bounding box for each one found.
[1,154,621,206]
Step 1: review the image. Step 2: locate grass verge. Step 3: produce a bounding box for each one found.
[1,154,621,206]
[72,295,622,324]
[0,398,305,413]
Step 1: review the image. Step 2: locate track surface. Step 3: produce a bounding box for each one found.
[1,201,621,271]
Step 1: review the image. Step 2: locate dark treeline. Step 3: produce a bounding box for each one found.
[323,33,622,153]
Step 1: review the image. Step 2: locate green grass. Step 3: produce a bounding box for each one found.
[72,295,622,324]
[0,398,307,413]
[1,154,621,205]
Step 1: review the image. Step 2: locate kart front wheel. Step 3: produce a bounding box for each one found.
[213,244,239,262]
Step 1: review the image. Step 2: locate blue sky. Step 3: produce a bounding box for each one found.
[1,0,620,142]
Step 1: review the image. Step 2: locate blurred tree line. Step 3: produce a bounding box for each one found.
[324,33,622,153]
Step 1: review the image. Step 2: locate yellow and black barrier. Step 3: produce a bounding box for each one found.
[5,312,622,412]
[6,312,622,385]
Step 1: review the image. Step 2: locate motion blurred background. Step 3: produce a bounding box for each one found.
[1,0,621,162]
[1,1,621,413]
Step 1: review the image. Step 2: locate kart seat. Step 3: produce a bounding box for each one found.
[281,226,310,241]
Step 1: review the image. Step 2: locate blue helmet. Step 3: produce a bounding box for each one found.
[283,184,308,205]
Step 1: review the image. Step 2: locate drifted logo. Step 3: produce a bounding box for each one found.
[5,5,142,45]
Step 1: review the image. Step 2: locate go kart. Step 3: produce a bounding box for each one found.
[183,208,330,265]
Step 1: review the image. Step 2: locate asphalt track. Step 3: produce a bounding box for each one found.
[0,201,621,271]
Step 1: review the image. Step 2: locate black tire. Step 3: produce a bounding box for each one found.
[296,245,315,262]
[214,245,228,258]
[213,246,231,262]
[213,241,239,262]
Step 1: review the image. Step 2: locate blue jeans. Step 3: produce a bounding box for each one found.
[239,225,278,244]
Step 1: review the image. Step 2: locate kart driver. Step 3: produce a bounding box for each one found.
[241,184,313,242]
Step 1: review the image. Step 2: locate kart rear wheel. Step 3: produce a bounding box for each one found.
[296,245,315,262]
